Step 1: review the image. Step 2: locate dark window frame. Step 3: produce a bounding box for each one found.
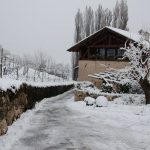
[106,49,116,58]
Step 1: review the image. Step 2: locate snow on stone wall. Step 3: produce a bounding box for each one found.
[0,80,74,135]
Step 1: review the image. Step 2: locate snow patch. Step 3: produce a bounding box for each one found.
[0,78,74,92]
[96,96,108,107]
[113,95,145,105]
[84,97,95,106]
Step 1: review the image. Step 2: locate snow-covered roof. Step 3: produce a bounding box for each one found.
[106,26,141,42]
[67,26,150,52]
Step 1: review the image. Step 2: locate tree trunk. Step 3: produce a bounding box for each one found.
[140,78,150,104]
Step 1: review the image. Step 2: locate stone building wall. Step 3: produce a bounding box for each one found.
[78,60,129,83]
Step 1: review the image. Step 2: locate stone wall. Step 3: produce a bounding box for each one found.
[0,83,73,135]
[74,90,119,102]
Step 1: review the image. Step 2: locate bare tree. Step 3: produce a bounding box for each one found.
[84,6,94,37]
[72,5,112,80]
[13,55,22,80]
[64,64,71,80]
[34,51,47,82]
[123,41,150,103]
[74,9,84,43]
[95,5,103,31]
[103,8,112,27]
[72,9,84,80]
[71,52,78,80]
[112,0,128,30]
[90,13,95,34]
[95,5,112,31]
[0,46,3,78]
[22,54,33,81]
[112,0,120,28]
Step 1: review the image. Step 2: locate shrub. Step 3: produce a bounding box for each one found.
[120,83,131,93]
[96,96,108,107]
[101,83,113,93]
[84,97,95,106]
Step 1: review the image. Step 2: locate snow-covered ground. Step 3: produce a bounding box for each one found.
[0,90,150,150]
[4,67,63,83]
[0,66,73,92]
[0,77,74,92]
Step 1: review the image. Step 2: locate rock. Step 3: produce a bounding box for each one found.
[6,107,15,126]
[14,107,23,119]
[106,96,113,101]
[106,95,119,101]
[84,97,95,106]
[74,90,87,101]
[0,119,8,135]
[112,96,119,101]
[18,92,28,106]
[75,81,94,90]
[0,109,5,120]
[96,96,108,107]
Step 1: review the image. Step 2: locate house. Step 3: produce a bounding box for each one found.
[67,26,149,85]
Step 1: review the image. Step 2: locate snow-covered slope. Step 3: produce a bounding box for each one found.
[3,67,63,83]
[0,77,74,92]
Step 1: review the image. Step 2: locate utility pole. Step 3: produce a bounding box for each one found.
[0,47,3,78]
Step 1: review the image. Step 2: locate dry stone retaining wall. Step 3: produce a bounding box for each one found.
[74,90,119,102]
[0,83,73,135]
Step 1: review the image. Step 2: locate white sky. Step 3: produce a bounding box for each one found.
[0,0,150,64]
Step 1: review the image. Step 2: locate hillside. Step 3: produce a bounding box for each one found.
[3,67,64,83]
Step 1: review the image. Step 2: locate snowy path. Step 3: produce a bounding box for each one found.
[1,90,150,150]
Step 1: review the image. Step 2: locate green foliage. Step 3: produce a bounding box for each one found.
[101,84,113,93]
[120,83,131,93]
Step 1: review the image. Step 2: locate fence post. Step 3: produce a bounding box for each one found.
[0,47,3,78]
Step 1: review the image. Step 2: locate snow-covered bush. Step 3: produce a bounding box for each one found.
[129,80,144,94]
[75,81,94,90]
[101,83,113,93]
[120,82,131,93]
[113,95,145,105]
[75,81,101,95]
[96,96,108,107]
[84,97,95,106]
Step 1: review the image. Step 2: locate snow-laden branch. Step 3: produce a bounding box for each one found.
[89,68,133,85]
[89,40,150,86]
[122,40,150,81]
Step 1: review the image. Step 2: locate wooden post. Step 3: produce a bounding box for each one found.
[115,49,118,59]
[0,48,3,78]
[108,35,111,45]
[105,48,107,59]
[88,47,90,59]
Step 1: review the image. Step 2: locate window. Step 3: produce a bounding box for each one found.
[96,48,105,58]
[117,49,125,58]
[107,49,116,58]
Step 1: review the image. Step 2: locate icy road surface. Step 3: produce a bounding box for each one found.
[1,90,150,150]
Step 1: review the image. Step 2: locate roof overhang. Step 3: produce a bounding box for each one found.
[67,26,140,52]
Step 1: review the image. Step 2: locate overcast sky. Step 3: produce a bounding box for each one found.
[0,0,150,64]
